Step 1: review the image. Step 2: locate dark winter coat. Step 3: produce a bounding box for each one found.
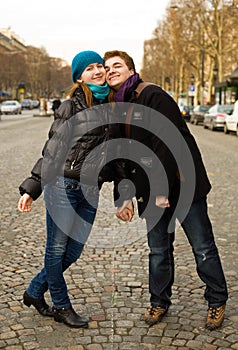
[19,87,129,204]
[118,80,211,217]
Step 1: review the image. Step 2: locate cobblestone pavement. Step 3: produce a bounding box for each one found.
[0,116,238,350]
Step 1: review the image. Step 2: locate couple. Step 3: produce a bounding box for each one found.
[18,50,228,330]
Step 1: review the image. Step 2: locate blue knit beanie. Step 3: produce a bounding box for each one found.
[71,50,104,83]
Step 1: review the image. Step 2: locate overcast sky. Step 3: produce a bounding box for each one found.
[1,0,169,71]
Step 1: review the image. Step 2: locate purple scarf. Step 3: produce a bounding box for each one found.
[114,73,140,102]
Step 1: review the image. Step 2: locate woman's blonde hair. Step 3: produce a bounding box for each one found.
[67,81,115,107]
[108,89,115,103]
[67,82,93,107]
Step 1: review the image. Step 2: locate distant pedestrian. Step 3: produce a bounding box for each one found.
[52,98,61,118]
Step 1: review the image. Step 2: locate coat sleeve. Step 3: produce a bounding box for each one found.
[19,158,43,200]
[106,158,132,207]
[18,100,72,200]
[98,119,133,207]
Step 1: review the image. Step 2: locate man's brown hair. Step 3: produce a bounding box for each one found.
[103,50,136,72]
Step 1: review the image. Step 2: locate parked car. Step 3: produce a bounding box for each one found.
[179,105,193,121]
[203,104,233,131]
[0,100,22,115]
[32,99,40,108]
[190,105,211,125]
[21,99,33,110]
[224,100,238,136]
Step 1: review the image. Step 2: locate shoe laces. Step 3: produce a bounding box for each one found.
[148,306,161,315]
[208,306,220,320]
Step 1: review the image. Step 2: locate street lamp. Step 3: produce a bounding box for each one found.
[165,76,171,93]
[188,74,195,106]
[169,0,179,9]
[213,66,218,104]
[200,48,205,105]
[213,67,218,82]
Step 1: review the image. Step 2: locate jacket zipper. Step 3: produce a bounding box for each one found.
[71,160,76,170]
[70,147,81,170]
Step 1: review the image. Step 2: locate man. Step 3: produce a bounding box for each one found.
[104,50,228,330]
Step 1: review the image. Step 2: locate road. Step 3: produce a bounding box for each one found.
[0,109,42,122]
[0,114,238,349]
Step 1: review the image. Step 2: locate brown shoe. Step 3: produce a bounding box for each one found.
[144,306,168,326]
[205,304,226,330]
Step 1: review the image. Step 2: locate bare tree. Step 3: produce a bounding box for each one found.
[141,0,238,104]
[0,45,71,100]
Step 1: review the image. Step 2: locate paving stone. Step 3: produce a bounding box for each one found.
[1,115,238,349]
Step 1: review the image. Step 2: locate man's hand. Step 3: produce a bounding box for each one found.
[155,196,170,208]
[18,193,33,212]
[116,199,134,222]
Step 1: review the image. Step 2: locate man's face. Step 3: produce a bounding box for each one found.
[104,56,134,91]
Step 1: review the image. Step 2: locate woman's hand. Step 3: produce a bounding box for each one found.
[18,193,33,212]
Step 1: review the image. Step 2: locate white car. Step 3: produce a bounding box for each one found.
[224,100,238,136]
[0,100,22,115]
[203,104,233,131]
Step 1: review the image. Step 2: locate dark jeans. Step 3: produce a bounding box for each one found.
[27,176,98,308]
[146,197,228,309]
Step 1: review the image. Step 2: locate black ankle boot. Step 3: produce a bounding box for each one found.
[23,291,53,317]
[52,305,89,328]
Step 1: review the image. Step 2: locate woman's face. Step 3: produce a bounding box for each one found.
[79,63,106,85]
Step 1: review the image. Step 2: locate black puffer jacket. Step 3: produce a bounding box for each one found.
[118,79,211,217]
[19,87,129,203]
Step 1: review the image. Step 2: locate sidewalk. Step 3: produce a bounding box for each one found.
[0,117,238,349]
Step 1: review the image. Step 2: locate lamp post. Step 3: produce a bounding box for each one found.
[200,48,205,105]
[188,74,195,107]
[165,76,171,92]
[213,66,218,104]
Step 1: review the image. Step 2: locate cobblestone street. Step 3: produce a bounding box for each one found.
[0,115,238,349]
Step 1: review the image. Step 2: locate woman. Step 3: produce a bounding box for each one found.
[18,50,131,328]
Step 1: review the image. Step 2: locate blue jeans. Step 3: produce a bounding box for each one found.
[27,176,98,308]
[146,197,228,309]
